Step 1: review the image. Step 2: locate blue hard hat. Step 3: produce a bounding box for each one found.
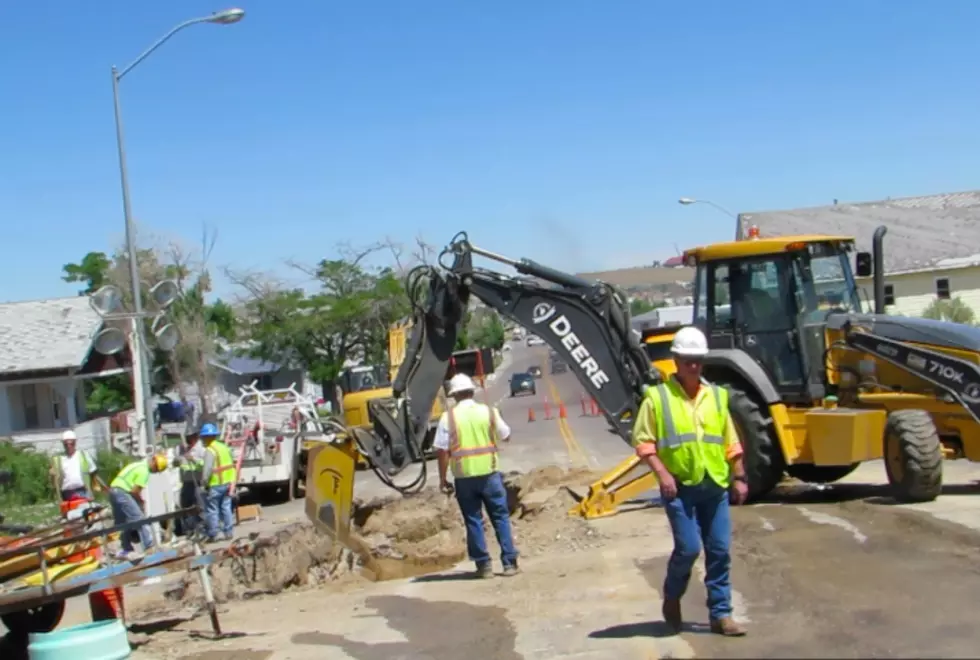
[199,422,220,437]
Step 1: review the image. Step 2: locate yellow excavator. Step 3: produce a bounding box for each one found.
[333,317,497,478]
[308,226,980,543]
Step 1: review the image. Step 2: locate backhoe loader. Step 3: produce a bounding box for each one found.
[307,226,980,543]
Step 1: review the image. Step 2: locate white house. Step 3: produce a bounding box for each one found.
[738,190,980,317]
[0,296,132,453]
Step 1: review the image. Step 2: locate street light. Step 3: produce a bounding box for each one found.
[677,197,738,219]
[111,8,245,455]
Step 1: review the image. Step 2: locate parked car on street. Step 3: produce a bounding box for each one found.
[509,372,537,397]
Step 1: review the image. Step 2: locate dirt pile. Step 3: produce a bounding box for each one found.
[165,466,606,605]
[165,523,364,604]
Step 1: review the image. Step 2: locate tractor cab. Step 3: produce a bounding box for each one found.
[338,365,390,395]
[685,227,865,405]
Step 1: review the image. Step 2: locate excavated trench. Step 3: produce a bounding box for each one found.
[165,466,606,605]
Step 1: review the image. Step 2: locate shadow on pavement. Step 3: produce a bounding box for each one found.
[756,480,980,506]
[589,619,713,639]
[411,571,482,583]
[0,634,27,660]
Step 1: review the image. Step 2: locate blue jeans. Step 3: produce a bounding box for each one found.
[109,488,154,553]
[663,479,733,621]
[454,471,519,568]
[205,484,234,539]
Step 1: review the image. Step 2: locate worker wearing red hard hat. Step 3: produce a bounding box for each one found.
[632,326,748,637]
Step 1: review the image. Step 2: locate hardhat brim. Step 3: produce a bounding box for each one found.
[671,347,709,357]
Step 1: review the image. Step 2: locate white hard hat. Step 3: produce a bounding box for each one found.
[61,430,77,442]
[671,326,709,357]
[447,373,477,396]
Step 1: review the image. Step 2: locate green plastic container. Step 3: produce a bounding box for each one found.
[28,619,131,660]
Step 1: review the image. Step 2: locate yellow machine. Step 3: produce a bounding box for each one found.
[573,224,980,517]
[309,226,980,544]
[336,319,446,469]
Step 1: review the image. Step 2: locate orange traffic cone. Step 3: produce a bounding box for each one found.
[559,402,568,419]
[527,407,536,422]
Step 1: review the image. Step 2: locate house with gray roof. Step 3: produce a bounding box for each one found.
[737,190,980,317]
[0,296,132,452]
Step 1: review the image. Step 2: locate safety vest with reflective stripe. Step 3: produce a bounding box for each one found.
[447,402,499,479]
[207,440,236,487]
[647,379,731,488]
[111,460,150,493]
[180,445,205,483]
[53,451,93,491]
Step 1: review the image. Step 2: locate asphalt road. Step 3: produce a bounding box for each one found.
[16,339,980,658]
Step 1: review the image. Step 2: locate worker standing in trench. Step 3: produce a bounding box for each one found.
[434,373,520,578]
[633,326,748,637]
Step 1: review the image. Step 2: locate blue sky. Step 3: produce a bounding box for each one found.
[3,1,980,302]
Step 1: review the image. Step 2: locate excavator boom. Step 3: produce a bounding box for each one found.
[306,232,664,540]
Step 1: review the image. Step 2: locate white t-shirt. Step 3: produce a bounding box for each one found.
[432,399,511,451]
[57,451,97,491]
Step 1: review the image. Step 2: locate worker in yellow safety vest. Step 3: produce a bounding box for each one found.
[175,424,207,538]
[434,373,520,578]
[109,453,168,558]
[199,422,236,542]
[633,326,748,637]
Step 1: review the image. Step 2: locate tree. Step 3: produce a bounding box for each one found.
[922,297,977,325]
[230,244,412,384]
[62,252,112,295]
[61,226,235,415]
[469,310,505,350]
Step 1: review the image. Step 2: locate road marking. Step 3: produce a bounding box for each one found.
[543,374,593,469]
[798,506,868,543]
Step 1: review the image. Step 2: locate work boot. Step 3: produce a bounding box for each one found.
[710,616,747,637]
[662,598,682,634]
[502,562,521,577]
[475,563,494,579]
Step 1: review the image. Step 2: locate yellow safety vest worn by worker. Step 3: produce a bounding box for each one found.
[447,402,500,479]
[647,379,731,488]
[53,451,93,490]
[111,460,151,493]
[207,440,236,487]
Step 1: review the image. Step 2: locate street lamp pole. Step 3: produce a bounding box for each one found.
[677,197,738,219]
[110,8,246,455]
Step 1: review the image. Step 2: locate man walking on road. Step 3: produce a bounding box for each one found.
[633,326,748,637]
[434,373,520,578]
[200,422,236,542]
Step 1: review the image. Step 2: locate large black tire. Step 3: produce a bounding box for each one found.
[1,601,65,637]
[884,409,942,502]
[785,463,860,484]
[725,385,785,501]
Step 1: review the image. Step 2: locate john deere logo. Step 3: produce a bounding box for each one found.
[532,303,556,324]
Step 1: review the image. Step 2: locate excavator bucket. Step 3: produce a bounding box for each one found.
[305,439,359,544]
[568,454,660,519]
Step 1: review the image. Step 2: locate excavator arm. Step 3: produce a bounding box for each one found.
[306,232,664,542]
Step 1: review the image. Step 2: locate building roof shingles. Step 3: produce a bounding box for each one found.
[0,296,103,374]
[739,190,980,274]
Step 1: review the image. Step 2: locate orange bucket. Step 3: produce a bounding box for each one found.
[60,497,99,562]
[88,587,125,621]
